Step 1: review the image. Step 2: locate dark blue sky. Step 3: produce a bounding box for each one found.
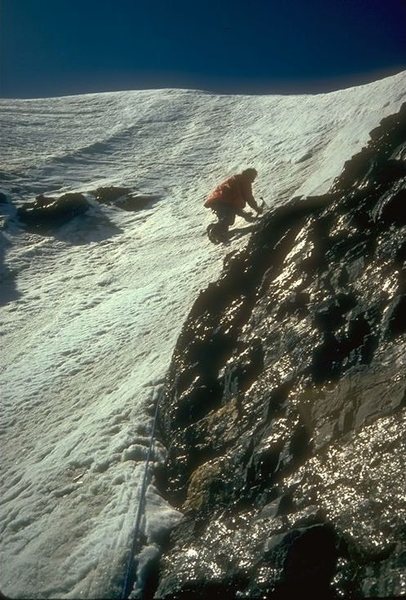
[1,0,405,98]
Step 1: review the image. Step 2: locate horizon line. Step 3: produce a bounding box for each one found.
[1,67,405,102]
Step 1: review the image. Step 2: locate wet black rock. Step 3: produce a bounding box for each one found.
[155,103,406,598]
[91,186,156,211]
[386,294,406,337]
[17,192,89,231]
[264,523,341,598]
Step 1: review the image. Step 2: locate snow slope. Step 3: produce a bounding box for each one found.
[0,71,405,599]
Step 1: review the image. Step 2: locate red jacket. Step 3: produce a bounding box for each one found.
[204,174,256,211]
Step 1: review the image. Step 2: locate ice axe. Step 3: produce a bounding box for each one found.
[259,196,267,214]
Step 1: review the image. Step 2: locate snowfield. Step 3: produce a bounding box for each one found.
[0,71,405,598]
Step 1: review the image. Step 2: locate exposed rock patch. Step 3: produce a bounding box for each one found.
[90,186,158,211]
[155,104,406,597]
[15,185,157,234]
[17,192,89,232]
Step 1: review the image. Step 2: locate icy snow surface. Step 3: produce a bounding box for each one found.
[0,71,405,598]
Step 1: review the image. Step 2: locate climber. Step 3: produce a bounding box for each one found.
[204,168,263,243]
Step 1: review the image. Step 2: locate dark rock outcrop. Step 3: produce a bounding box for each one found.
[15,186,157,234]
[155,104,406,598]
[17,192,89,231]
[91,186,157,211]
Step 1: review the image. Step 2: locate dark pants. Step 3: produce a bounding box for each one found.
[210,203,236,240]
